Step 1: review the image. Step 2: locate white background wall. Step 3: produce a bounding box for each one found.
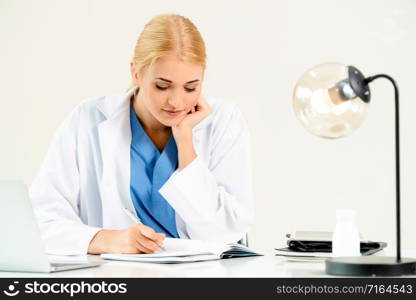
[1,0,415,254]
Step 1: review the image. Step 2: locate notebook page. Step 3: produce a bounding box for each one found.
[121,238,228,258]
[101,254,221,263]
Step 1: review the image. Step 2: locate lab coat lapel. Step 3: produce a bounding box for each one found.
[96,91,136,228]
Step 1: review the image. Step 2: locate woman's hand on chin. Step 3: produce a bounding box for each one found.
[171,95,211,142]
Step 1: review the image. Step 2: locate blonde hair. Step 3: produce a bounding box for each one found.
[129,14,206,90]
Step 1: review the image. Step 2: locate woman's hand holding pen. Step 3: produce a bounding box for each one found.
[112,224,165,254]
[88,224,165,254]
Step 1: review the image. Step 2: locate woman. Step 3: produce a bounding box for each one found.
[30,14,253,255]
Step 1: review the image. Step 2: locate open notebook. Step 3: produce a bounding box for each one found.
[101,238,263,263]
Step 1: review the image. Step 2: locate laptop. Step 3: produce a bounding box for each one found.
[0,181,102,272]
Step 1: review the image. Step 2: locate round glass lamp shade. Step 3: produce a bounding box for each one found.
[293,62,369,139]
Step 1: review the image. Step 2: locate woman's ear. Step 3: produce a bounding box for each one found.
[130,61,142,86]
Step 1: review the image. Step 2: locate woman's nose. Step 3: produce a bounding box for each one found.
[167,90,182,108]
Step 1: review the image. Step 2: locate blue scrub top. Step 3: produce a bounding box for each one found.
[129,104,180,238]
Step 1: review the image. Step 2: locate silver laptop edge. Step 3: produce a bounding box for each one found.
[0,180,102,273]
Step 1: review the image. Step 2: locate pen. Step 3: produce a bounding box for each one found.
[123,208,166,251]
[124,207,143,223]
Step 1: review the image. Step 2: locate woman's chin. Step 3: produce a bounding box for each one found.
[158,116,183,127]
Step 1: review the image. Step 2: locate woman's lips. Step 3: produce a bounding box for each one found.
[163,109,183,116]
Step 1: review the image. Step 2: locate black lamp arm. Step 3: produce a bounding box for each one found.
[365,74,401,262]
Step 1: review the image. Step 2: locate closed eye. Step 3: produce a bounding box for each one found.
[184,87,196,92]
[155,84,168,90]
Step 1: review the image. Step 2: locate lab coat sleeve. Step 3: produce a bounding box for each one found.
[159,105,254,243]
[29,107,101,255]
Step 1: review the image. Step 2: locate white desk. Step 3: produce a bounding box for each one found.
[0,255,328,278]
[1,249,415,278]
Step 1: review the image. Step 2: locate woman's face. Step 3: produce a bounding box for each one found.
[131,56,204,127]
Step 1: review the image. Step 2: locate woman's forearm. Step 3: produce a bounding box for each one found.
[176,129,197,170]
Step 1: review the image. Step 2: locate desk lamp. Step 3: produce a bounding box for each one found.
[293,62,416,276]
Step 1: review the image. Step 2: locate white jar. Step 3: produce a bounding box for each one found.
[332,210,360,257]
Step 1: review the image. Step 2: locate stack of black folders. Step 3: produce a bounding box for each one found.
[275,231,387,261]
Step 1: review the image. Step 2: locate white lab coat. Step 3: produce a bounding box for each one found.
[29,89,254,255]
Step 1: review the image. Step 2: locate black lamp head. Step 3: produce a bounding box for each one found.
[345,66,371,103]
